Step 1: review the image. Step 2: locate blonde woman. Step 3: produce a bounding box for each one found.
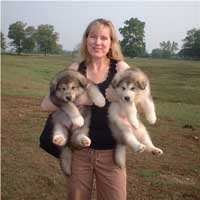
[41,18,130,200]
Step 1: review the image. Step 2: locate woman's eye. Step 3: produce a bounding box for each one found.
[72,86,75,90]
[90,35,96,39]
[101,37,108,40]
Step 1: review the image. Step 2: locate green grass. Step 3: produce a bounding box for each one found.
[2,55,200,200]
[136,168,159,178]
[1,54,78,97]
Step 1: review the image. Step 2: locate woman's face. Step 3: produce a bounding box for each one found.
[87,25,111,59]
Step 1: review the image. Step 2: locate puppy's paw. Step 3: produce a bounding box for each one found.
[146,113,157,124]
[80,136,91,147]
[151,147,163,155]
[93,95,106,107]
[53,135,66,146]
[136,144,145,153]
[71,115,84,127]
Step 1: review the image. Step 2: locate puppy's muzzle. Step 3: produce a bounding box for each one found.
[65,95,72,101]
[124,96,130,102]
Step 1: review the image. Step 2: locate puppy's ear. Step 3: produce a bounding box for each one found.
[66,69,87,88]
[49,76,58,97]
[111,78,118,88]
[133,68,148,90]
[136,79,147,90]
[49,69,68,98]
[111,71,124,88]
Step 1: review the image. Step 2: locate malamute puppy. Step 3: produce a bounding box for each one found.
[108,68,163,168]
[49,69,105,175]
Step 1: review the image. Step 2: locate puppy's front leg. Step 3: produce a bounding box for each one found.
[123,103,139,129]
[87,84,106,107]
[141,97,156,124]
[62,102,84,127]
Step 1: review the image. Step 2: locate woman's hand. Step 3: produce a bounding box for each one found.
[41,95,58,112]
[105,87,118,102]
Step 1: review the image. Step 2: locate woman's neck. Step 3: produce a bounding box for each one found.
[86,57,110,83]
[89,57,110,72]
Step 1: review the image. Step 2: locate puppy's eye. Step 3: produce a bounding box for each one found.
[62,87,66,91]
[131,87,135,91]
[122,87,126,90]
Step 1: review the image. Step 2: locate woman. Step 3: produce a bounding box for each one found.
[41,18,130,200]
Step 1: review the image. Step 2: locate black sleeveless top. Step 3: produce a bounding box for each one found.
[78,60,117,149]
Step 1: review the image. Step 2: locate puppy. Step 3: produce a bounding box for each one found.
[108,68,163,168]
[49,69,105,175]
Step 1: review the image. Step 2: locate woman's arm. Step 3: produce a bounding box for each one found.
[41,95,58,112]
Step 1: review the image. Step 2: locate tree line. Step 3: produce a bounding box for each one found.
[119,18,200,59]
[1,21,63,56]
[1,18,200,59]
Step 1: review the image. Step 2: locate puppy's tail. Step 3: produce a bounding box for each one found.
[60,146,72,176]
[114,145,126,168]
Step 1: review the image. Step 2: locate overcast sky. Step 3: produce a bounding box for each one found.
[1,1,200,53]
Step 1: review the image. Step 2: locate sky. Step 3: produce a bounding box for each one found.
[1,1,200,53]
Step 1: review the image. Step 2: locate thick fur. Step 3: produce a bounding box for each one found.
[108,68,163,168]
[49,69,105,175]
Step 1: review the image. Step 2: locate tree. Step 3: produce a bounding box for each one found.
[179,28,200,59]
[1,32,6,51]
[119,18,145,57]
[8,21,26,55]
[35,24,58,55]
[51,44,64,54]
[159,41,178,58]
[22,26,36,53]
[151,48,163,58]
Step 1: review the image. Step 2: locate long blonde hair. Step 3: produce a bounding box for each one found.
[80,18,124,64]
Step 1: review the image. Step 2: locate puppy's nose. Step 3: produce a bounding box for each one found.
[124,96,130,102]
[66,96,72,101]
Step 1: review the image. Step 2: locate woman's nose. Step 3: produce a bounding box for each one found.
[95,37,101,45]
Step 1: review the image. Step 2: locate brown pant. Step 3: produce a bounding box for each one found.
[67,148,127,200]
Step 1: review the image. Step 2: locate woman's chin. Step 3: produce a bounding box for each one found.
[91,53,106,59]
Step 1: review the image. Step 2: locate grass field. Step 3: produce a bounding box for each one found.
[1,54,200,200]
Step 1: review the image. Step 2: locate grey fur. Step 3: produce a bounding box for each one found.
[108,68,163,168]
[50,69,105,176]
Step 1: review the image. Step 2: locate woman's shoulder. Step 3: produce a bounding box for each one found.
[116,60,130,72]
[68,62,79,71]
[68,61,87,71]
